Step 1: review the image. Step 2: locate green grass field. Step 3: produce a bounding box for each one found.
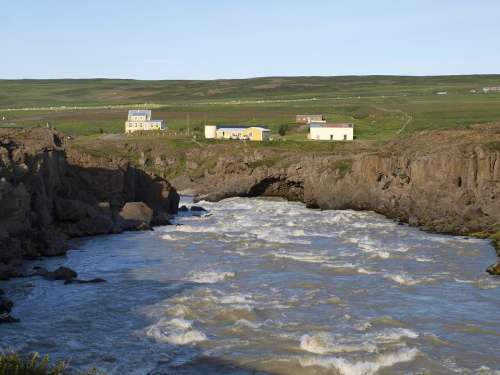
[1,76,500,142]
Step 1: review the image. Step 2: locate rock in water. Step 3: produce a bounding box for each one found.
[0,293,13,314]
[190,206,207,212]
[178,205,189,212]
[486,262,500,275]
[38,266,78,281]
[120,202,153,223]
[0,291,17,324]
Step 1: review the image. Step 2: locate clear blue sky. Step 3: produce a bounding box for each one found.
[2,0,499,79]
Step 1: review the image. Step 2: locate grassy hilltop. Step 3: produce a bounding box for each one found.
[1,75,500,141]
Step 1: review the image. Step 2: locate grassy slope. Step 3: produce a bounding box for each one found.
[1,75,500,141]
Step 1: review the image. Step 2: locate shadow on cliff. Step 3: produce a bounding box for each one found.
[63,163,179,215]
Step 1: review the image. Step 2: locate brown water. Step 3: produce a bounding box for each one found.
[1,197,499,375]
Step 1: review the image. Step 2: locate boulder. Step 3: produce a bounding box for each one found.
[35,266,77,281]
[151,212,173,226]
[0,294,13,314]
[52,266,77,280]
[119,202,153,224]
[190,206,207,212]
[0,313,19,324]
[486,262,500,276]
[178,205,189,212]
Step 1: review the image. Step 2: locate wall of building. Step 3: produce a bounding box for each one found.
[213,127,269,141]
[310,127,353,141]
[125,121,164,134]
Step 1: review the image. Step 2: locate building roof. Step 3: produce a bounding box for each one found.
[216,125,269,131]
[217,127,248,132]
[310,123,353,128]
[128,110,151,117]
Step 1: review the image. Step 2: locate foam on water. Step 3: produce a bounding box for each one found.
[146,318,207,345]
[187,271,235,283]
[299,347,419,375]
[3,197,499,374]
[300,333,378,354]
[370,328,419,343]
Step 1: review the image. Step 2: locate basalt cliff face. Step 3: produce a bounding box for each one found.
[172,125,499,242]
[0,128,179,272]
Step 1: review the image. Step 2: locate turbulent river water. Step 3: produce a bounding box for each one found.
[1,197,500,375]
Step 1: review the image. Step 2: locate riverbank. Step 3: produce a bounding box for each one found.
[0,127,180,320]
[71,123,500,258]
[2,197,498,374]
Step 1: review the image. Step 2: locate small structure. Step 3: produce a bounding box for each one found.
[309,123,354,141]
[125,110,165,134]
[482,86,500,93]
[296,115,325,124]
[436,91,448,95]
[204,125,217,139]
[205,125,270,141]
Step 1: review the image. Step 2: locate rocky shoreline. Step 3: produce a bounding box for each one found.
[68,124,500,271]
[2,125,500,322]
[0,128,180,320]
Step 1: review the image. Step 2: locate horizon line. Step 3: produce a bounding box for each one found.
[1,73,500,82]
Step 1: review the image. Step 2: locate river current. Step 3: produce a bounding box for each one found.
[1,197,500,375]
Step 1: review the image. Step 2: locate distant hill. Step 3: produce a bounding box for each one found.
[1,75,500,108]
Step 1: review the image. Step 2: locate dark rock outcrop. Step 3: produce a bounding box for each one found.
[0,128,179,267]
[0,288,17,324]
[190,205,207,212]
[486,262,500,276]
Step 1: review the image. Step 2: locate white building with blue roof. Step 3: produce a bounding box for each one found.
[125,110,165,133]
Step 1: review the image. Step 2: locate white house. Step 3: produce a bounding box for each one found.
[309,123,354,141]
[125,110,165,133]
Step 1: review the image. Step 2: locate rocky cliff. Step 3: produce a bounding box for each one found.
[0,128,179,273]
[189,126,500,239]
[169,125,500,248]
[61,124,500,266]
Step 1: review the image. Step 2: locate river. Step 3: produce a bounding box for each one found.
[1,197,499,375]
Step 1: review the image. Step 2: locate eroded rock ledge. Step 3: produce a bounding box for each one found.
[185,125,500,248]
[0,128,179,272]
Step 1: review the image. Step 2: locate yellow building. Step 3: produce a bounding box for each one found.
[206,125,271,141]
[125,110,165,134]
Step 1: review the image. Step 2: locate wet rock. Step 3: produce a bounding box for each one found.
[0,313,19,324]
[52,266,78,280]
[486,262,500,275]
[190,206,207,212]
[0,263,25,280]
[35,266,78,281]
[0,293,13,314]
[0,292,17,324]
[151,212,172,226]
[178,205,189,212]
